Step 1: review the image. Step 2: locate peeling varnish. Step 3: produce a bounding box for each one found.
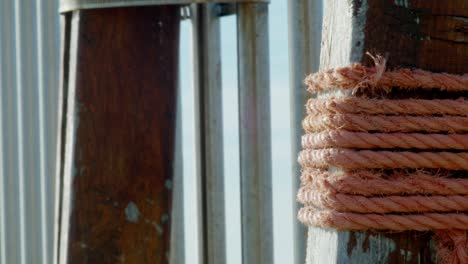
[394,0,409,8]
[152,222,164,236]
[124,202,140,223]
[164,179,172,190]
[347,232,397,262]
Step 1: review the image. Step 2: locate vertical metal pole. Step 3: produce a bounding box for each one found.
[237,3,272,264]
[192,3,226,264]
[287,1,322,264]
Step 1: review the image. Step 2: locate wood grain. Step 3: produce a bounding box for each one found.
[362,0,468,73]
[307,0,467,263]
[56,6,180,264]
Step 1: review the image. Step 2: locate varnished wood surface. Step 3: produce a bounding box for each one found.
[57,6,180,263]
[308,0,467,263]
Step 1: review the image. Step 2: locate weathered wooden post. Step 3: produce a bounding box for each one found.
[306,0,467,263]
[54,4,180,263]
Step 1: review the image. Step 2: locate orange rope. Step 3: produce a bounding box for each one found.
[298,187,468,213]
[298,149,468,170]
[301,169,468,196]
[435,230,468,264]
[298,207,468,230]
[307,98,468,116]
[302,131,468,150]
[304,58,468,93]
[297,55,468,263]
[302,114,468,133]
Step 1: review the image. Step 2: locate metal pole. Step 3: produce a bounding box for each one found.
[287,1,322,263]
[237,3,272,264]
[192,3,226,264]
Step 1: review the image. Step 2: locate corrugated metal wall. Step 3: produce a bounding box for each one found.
[0,0,60,263]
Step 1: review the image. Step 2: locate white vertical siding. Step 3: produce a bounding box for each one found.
[0,0,60,263]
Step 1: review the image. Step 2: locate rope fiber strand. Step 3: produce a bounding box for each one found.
[297,55,468,264]
[302,114,468,133]
[298,149,468,170]
[304,57,468,93]
[300,169,468,196]
[302,131,468,150]
[307,98,468,116]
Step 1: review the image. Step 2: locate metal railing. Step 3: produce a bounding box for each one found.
[0,0,60,264]
[190,2,272,263]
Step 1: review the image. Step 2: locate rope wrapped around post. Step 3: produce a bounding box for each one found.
[297,54,468,264]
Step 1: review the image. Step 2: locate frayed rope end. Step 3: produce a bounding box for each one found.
[365,52,386,85]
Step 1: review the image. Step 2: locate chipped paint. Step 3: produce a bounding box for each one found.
[160,214,169,224]
[124,202,140,223]
[346,232,396,263]
[145,198,155,205]
[152,222,164,236]
[454,16,468,23]
[164,179,172,190]
[394,0,409,8]
[400,248,412,258]
[350,0,368,64]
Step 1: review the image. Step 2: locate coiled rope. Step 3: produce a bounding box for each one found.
[297,54,468,264]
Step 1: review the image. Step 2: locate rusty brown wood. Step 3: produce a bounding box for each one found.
[361,0,468,74]
[55,6,180,264]
[307,0,467,263]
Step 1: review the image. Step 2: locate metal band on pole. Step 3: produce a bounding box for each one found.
[60,0,268,13]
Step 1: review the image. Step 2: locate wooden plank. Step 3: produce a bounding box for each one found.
[407,0,468,17]
[306,0,467,263]
[361,0,468,73]
[55,6,180,264]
